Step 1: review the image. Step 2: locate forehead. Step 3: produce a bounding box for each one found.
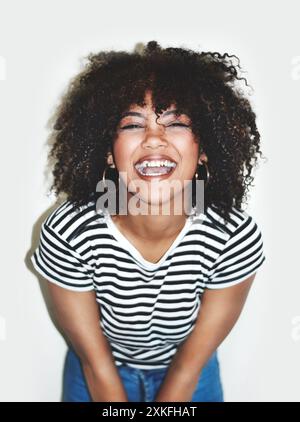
[120,108,180,119]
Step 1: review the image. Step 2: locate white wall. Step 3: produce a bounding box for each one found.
[0,0,299,402]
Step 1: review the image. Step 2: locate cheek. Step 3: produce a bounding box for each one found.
[112,140,135,170]
[176,139,199,169]
[174,133,199,152]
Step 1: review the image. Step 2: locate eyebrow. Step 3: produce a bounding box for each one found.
[120,109,180,119]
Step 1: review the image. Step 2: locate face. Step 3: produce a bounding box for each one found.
[109,90,207,214]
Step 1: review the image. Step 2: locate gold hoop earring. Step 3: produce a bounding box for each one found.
[102,164,118,190]
[195,161,210,187]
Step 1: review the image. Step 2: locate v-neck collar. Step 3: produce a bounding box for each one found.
[103,211,194,269]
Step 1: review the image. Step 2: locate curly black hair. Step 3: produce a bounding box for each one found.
[47,40,265,222]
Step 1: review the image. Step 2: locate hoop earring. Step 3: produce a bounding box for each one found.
[195,161,210,188]
[102,164,119,190]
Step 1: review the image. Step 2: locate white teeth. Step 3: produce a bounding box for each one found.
[134,159,177,177]
[135,159,177,169]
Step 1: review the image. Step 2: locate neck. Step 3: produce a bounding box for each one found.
[112,195,193,241]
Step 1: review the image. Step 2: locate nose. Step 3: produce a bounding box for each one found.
[142,125,168,149]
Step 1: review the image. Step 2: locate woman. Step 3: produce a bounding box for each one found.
[31,40,266,402]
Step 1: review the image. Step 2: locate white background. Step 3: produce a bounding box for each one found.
[0,0,299,402]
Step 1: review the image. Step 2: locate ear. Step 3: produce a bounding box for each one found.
[198,151,208,164]
[106,152,115,167]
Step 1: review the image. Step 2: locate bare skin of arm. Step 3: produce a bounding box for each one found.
[46,282,128,402]
[155,273,256,402]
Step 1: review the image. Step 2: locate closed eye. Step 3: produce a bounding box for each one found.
[167,123,190,128]
[120,123,190,130]
[120,124,143,130]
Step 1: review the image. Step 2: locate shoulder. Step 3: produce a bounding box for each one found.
[204,204,252,237]
[198,204,264,253]
[42,199,105,244]
[202,205,266,288]
[32,200,98,291]
[201,204,265,258]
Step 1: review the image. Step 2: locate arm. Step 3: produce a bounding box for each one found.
[46,281,128,402]
[155,273,256,402]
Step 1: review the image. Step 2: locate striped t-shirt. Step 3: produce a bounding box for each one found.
[31,200,266,370]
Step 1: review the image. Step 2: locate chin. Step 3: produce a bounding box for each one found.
[132,192,184,214]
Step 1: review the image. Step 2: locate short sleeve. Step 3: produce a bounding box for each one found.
[205,214,266,289]
[30,221,95,292]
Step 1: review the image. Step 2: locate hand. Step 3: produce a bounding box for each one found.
[154,369,200,402]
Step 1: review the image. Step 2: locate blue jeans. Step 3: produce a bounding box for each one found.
[62,347,224,402]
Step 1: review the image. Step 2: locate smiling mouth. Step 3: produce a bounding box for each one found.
[134,159,177,178]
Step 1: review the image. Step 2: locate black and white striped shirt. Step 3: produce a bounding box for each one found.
[31,200,266,370]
